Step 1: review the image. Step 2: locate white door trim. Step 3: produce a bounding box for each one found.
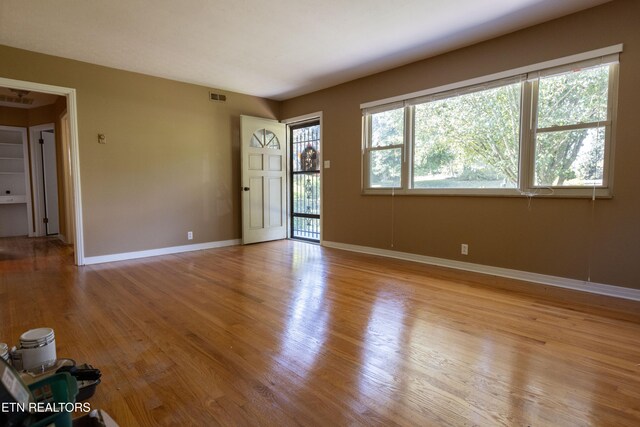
[282,111,324,244]
[0,77,85,265]
[59,112,74,245]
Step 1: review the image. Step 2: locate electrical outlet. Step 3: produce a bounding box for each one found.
[461,243,468,255]
[187,231,193,240]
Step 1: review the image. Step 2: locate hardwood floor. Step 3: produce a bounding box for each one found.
[1,236,639,426]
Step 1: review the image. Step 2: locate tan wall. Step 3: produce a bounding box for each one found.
[0,106,28,126]
[27,104,56,126]
[0,45,279,256]
[281,0,640,289]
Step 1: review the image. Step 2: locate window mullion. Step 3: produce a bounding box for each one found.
[369,144,404,152]
[362,114,370,189]
[518,80,532,193]
[602,63,619,189]
[536,121,611,133]
[525,79,540,191]
[403,105,413,190]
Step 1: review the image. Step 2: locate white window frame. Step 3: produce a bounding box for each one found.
[361,45,622,198]
[362,102,407,190]
[522,60,619,198]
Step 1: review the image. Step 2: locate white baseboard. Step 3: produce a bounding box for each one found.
[83,239,241,265]
[322,241,640,302]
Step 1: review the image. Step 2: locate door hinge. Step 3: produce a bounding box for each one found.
[43,217,49,224]
[39,138,44,145]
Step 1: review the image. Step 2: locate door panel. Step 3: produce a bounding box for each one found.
[268,155,281,171]
[249,177,264,229]
[241,116,286,244]
[248,154,263,170]
[268,177,283,226]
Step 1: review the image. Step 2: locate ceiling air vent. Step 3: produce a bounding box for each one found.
[209,92,227,102]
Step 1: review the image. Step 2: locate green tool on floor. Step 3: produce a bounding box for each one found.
[0,358,78,427]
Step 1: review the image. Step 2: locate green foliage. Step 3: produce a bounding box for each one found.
[370,109,403,187]
[369,65,610,188]
[414,83,520,186]
[538,66,608,128]
[578,135,605,181]
[371,109,403,147]
[370,148,401,187]
[534,129,585,185]
[534,66,608,186]
[417,140,455,175]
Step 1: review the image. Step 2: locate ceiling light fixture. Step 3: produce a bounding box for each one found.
[9,89,31,99]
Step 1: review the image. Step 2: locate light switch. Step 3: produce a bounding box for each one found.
[324,160,331,169]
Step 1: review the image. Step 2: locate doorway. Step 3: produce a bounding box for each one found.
[0,77,85,265]
[289,120,321,242]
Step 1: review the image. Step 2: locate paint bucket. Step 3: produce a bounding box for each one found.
[17,328,57,371]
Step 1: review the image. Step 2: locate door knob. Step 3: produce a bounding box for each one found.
[242,187,250,191]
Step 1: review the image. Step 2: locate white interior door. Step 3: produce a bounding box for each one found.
[31,125,59,236]
[41,130,59,235]
[241,115,286,244]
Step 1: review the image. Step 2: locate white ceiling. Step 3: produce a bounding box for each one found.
[0,0,611,100]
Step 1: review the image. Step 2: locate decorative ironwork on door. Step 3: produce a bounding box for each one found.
[291,122,320,242]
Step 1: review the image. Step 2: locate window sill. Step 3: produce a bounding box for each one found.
[361,187,612,199]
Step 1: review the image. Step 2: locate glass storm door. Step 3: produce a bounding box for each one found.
[290,121,320,242]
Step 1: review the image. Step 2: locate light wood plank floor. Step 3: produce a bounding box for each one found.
[1,236,639,426]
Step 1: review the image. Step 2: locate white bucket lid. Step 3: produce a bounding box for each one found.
[20,328,54,343]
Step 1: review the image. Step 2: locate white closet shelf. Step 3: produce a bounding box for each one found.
[0,195,27,204]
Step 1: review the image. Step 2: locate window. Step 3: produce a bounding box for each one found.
[413,80,521,189]
[362,46,620,197]
[533,66,610,187]
[364,107,404,188]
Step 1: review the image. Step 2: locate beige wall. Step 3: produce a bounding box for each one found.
[27,103,56,126]
[0,106,28,126]
[281,0,640,289]
[0,45,279,256]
